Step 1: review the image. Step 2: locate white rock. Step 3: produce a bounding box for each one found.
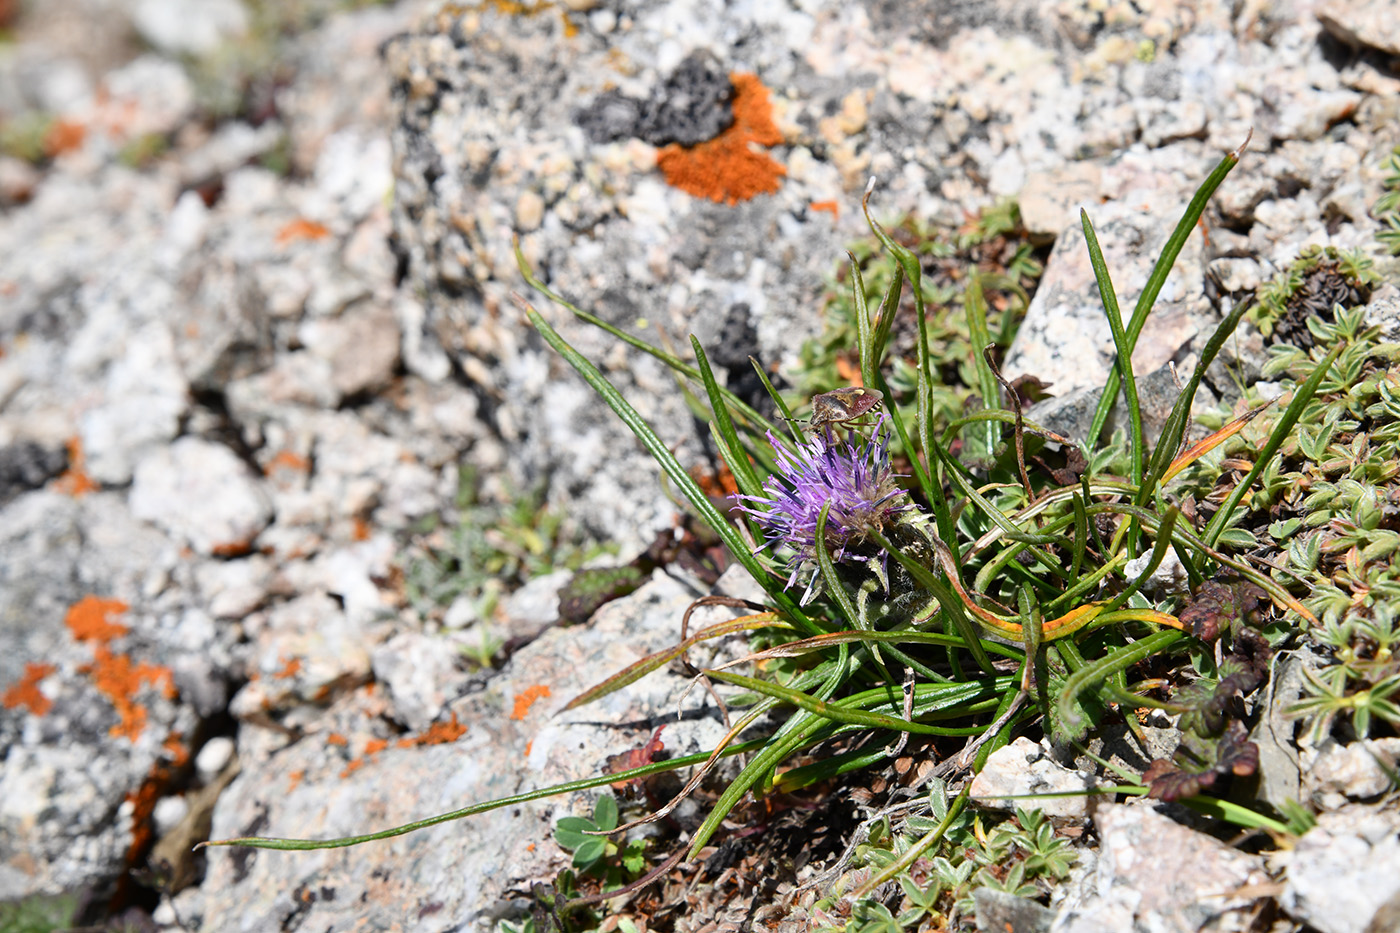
[130,437,273,556]
[195,737,236,781]
[1303,738,1400,811]
[1280,805,1400,933]
[1055,801,1269,933]
[132,0,249,55]
[971,737,1104,819]
[152,795,189,837]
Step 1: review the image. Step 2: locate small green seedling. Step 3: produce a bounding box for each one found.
[552,794,648,883]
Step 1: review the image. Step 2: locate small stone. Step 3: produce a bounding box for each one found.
[443,594,481,631]
[1056,801,1270,933]
[370,632,469,732]
[1303,738,1400,810]
[971,737,1104,819]
[195,737,236,781]
[131,0,248,55]
[1318,0,1400,57]
[152,795,189,837]
[515,189,545,232]
[129,438,273,556]
[1280,804,1400,933]
[195,556,274,621]
[298,304,401,399]
[499,568,571,642]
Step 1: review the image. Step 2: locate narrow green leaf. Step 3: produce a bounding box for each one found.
[1202,339,1347,548]
[200,736,772,851]
[963,271,1002,462]
[871,264,905,376]
[1081,210,1144,501]
[750,357,805,449]
[1140,295,1252,503]
[1087,135,1249,447]
[850,253,876,387]
[692,337,764,498]
[522,302,820,635]
[703,669,962,735]
[1057,629,1184,739]
[867,528,995,674]
[515,243,780,438]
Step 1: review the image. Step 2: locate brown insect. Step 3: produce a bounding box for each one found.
[794,387,884,434]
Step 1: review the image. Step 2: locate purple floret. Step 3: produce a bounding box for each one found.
[735,419,912,602]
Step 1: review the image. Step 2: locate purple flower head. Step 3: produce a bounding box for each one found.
[736,418,914,603]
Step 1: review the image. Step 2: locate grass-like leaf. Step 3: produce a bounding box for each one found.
[1086,132,1250,447]
[1201,339,1347,550]
[520,299,821,636]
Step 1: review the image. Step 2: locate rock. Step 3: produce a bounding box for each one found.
[1279,804,1400,933]
[497,568,571,642]
[195,555,274,621]
[179,574,738,931]
[297,303,401,399]
[1318,0,1400,58]
[78,320,189,485]
[0,441,67,507]
[975,888,1054,933]
[131,0,248,56]
[1019,163,1104,237]
[195,736,236,781]
[370,632,470,733]
[1302,738,1400,811]
[1053,801,1270,933]
[971,737,1104,819]
[1004,193,1209,399]
[130,437,273,556]
[95,55,195,140]
[229,592,373,716]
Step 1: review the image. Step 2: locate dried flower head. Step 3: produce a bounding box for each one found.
[737,420,914,602]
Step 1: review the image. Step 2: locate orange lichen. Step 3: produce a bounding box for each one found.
[62,595,174,741]
[265,449,310,475]
[396,713,467,749]
[339,738,390,778]
[66,595,130,642]
[352,516,372,541]
[124,774,162,863]
[656,73,786,205]
[273,656,302,679]
[325,732,348,746]
[53,436,98,497]
[810,200,839,218]
[163,732,190,767]
[510,684,551,721]
[2,662,58,715]
[287,769,305,791]
[122,730,188,866]
[275,218,331,246]
[43,118,86,157]
[82,645,173,740]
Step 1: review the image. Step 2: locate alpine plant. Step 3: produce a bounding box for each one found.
[737,419,919,604]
